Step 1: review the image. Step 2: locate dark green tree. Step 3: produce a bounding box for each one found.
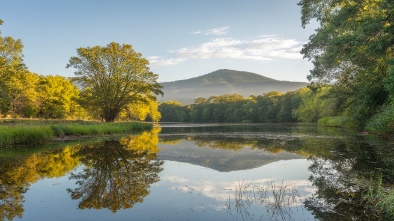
[298,0,394,127]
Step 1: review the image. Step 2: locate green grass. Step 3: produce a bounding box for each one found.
[0,120,152,147]
[0,125,54,146]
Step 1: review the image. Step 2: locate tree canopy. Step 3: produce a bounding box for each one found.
[298,0,394,127]
[67,42,163,122]
[0,20,25,116]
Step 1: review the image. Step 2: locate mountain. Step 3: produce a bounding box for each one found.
[158,69,308,104]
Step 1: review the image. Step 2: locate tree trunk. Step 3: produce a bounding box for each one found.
[103,108,120,122]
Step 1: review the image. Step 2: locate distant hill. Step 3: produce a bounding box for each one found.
[158,69,308,104]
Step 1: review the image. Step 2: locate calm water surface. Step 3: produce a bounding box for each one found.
[1,123,393,221]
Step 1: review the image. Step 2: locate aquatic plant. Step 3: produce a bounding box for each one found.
[363,174,394,220]
[227,180,302,221]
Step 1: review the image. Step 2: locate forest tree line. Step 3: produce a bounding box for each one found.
[0,70,161,121]
[158,87,338,124]
[0,20,161,122]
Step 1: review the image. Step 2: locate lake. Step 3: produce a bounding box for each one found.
[1,123,393,221]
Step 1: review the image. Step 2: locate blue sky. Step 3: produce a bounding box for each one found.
[0,0,317,82]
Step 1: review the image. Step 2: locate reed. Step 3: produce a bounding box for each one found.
[363,174,394,220]
[0,121,152,147]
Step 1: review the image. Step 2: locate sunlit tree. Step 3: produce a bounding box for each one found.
[0,20,25,117]
[67,42,163,122]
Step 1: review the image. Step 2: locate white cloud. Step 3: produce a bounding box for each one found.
[204,27,229,35]
[148,56,187,66]
[194,27,230,36]
[150,36,303,66]
[166,178,315,203]
[174,37,302,61]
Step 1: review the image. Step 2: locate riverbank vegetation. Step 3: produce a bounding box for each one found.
[0,20,162,123]
[0,119,152,147]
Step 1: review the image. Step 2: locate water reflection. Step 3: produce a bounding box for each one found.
[0,146,80,221]
[67,138,163,212]
[159,124,394,220]
[303,138,394,220]
[1,124,394,220]
[0,159,26,221]
[0,129,161,220]
[226,180,303,221]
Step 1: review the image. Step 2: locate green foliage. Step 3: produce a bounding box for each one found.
[159,101,188,122]
[363,174,394,220]
[317,116,350,127]
[160,91,306,123]
[67,42,163,122]
[298,0,394,128]
[0,20,26,117]
[292,88,334,122]
[365,103,394,134]
[36,75,82,119]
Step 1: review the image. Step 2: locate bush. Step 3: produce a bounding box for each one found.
[365,104,394,134]
[318,116,350,127]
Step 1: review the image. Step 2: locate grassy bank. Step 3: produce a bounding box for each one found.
[0,120,152,147]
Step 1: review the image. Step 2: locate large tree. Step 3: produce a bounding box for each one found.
[67,42,163,122]
[0,19,26,116]
[298,0,394,126]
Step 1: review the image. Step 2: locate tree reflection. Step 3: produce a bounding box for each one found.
[0,159,28,221]
[0,146,81,221]
[303,139,394,220]
[67,129,163,212]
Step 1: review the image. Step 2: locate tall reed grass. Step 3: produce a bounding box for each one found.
[0,121,152,147]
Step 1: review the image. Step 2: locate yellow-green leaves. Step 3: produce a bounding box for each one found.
[67,42,163,122]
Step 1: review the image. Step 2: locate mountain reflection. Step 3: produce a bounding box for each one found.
[158,135,305,172]
[67,129,163,212]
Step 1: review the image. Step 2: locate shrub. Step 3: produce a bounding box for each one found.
[317,116,350,127]
[365,104,394,134]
